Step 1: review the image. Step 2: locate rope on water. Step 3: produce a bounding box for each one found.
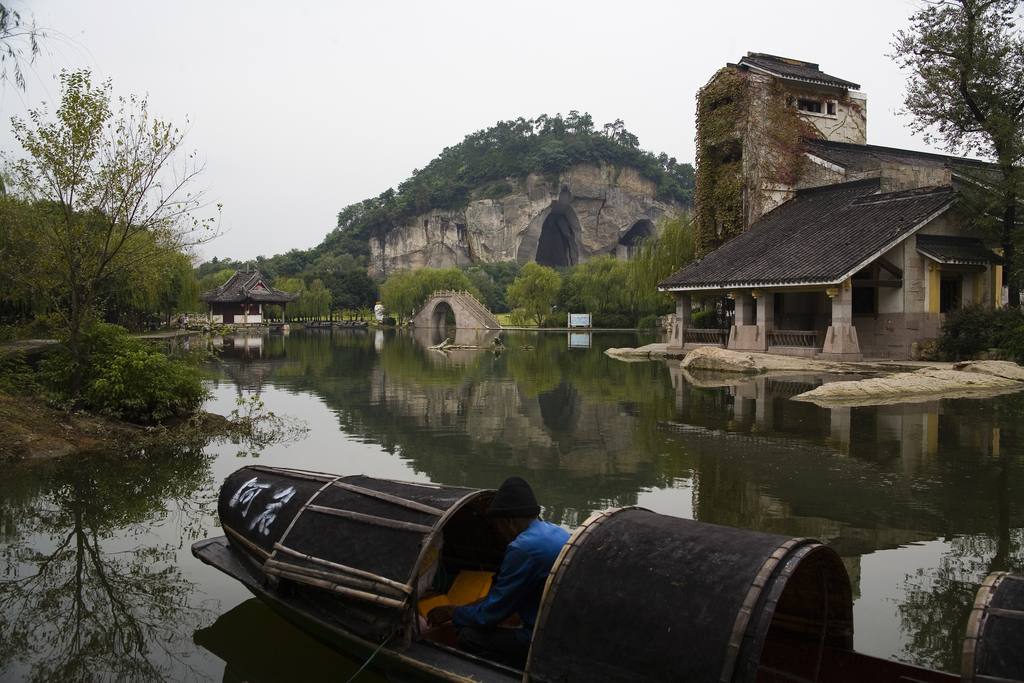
[344,634,394,683]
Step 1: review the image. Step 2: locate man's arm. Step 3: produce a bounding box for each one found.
[450,546,537,630]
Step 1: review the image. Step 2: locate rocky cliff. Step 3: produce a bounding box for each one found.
[369,165,685,278]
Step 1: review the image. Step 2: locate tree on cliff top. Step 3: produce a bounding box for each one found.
[2,69,219,399]
[331,112,695,246]
[893,0,1024,307]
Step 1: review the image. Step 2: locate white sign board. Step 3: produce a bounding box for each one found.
[569,313,591,328]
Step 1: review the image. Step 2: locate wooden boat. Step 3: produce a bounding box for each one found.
[193,466,1019,683]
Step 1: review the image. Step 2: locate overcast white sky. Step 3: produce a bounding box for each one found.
[1,0,945,264]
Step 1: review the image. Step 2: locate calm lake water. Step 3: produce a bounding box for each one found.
[1,327,1022,682]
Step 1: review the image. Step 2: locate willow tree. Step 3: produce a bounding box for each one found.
[3,69,218,398]
[893,0,1024,307]
[568,255,629,317]
[0,3,40,91]
[627,214,696,316]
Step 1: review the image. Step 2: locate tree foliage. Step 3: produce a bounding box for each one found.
[506,262,561,325]
[567,255,629,317]
[892,0,1024,306]
[1,69,218,397]
[0,2,40,91]
[462,261,521,313]
[627,214,696,315]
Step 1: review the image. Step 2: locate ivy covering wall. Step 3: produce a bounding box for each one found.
[693,67,823,257]
[694,68,748,257]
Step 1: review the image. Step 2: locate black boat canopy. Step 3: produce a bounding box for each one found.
[526,507,854,683]
[218,466,500,640]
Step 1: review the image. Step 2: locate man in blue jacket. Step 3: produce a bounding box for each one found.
[427,476,570,669]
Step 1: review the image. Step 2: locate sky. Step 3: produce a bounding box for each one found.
[0,0,948,264]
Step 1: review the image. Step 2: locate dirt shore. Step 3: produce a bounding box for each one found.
[0,391,229,467]
[0,391,141,464]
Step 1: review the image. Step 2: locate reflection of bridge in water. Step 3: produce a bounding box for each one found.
[409,325,502,351]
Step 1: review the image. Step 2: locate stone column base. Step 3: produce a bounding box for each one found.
[727,325,767,352]
[666,322,685,354]
[817,325,862,361]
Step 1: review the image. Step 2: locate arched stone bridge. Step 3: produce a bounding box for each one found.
[410,291,502,329]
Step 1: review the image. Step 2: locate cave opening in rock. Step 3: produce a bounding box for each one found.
[535,206,581,267]
[617,219,656,259]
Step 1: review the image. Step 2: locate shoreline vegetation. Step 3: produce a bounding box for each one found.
[0,328,308,469]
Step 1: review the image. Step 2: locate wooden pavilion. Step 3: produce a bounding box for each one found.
[200,269,299,325]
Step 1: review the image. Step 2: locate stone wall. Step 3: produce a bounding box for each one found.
[368,165,684,278]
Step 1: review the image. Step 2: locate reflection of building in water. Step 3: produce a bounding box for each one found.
[216,333,264,360]
[665,366,1018,598]
[209,333,298,395]
[667,365,1004,468]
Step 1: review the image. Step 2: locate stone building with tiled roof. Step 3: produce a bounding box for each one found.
[199,269,299,325]
[663,54,1005,360]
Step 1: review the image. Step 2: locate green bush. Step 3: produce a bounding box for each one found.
[38,323,208,423]
[541,312,568,328]
[992,314,1024,362]
[0,353,41,396]
[691,308,723,329]
[593,312,635,328]
[938,305,1024,361]
[637,314,660,330]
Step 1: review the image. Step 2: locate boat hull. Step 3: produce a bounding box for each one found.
[192,537,521,683]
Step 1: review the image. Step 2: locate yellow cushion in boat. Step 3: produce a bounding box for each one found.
[417,570,494,618]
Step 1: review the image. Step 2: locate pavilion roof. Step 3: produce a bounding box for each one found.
[199,269,300,304]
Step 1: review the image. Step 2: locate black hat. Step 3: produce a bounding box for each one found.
[486,477,540,517]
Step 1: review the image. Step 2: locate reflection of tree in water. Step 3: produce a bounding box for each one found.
[0,446,215,682]
[898,529,1023,673]
[897,442,1023,674]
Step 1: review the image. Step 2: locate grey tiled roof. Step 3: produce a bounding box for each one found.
[659,179,957,291]
[199,270,300,304]
[737,53,860,90]
[916,234,1003,266]
[804,139,991,172]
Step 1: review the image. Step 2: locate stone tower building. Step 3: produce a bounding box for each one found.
[694,53,867,255]
[665,52,1004,361]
